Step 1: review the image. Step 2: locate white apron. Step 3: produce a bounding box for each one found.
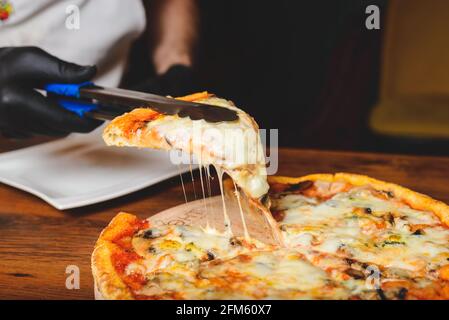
[0,0,146,86]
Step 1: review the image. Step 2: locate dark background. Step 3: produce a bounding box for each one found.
[196,0,383,151]
[126,0,449,156]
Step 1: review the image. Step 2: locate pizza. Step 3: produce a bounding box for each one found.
[92,173,449,300]
[94,92,449,299]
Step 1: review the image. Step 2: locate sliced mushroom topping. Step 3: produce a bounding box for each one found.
[286,180,314,193]
[345,268,366,280]
[386,212,395,225]
[229,237,242,246]
[396,287,408,300]
[384,190,395,198]
[148,246,156,254]
[206,251,215,261]
[376,288,388,300]
[271,210,285,222]
[141,229,161,239]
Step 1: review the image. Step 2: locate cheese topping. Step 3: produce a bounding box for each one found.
[273,182,449,280]
[128,224,350,299]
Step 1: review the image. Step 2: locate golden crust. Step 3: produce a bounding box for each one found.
[268,173,449,227]
[102,108,167,149]
[91,212,138,300]
[102,94,229,149]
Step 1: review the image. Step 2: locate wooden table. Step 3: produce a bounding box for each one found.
[0,141,448,299]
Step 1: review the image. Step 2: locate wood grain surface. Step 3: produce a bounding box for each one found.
[0,139,448,299]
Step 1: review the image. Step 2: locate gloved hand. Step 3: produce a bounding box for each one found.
[0,46,103,138]
[129,64,199,98]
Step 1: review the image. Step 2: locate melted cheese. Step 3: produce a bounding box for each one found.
[104,95,274,245]
[198,250,349,299]
[131,224,350,299]
[116,97,269,199]
[275,184,449,277]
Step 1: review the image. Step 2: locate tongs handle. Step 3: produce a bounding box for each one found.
[45,82,94,98]
[45,82,99,117]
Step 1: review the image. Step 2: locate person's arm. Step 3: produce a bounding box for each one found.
[149,0,198,75]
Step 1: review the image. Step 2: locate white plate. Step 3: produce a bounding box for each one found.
[0,126,190,210]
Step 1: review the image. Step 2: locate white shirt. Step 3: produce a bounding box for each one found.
[0,0,146,86]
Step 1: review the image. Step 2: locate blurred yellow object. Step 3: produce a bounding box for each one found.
[370,0,449,139]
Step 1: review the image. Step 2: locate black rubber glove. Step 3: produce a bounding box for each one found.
[129,64,199,97]
[0,46,103,138]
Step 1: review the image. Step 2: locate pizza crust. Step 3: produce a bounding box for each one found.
[91,212,138,300]
[94,282,105,300]
[268,173,449,227]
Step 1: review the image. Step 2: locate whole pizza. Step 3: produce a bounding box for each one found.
[92,93,449,300]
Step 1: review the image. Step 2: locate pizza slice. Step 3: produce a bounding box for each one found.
[103,92,283,243]
[102,92,269,200]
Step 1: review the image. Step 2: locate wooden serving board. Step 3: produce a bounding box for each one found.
[148,194,277,244]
